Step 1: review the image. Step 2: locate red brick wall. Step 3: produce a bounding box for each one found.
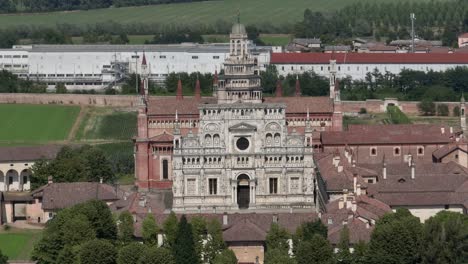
[342,100,461,115]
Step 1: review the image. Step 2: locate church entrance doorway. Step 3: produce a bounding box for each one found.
[237,174,250,209]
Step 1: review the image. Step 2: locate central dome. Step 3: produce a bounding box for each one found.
[231,23,247,35]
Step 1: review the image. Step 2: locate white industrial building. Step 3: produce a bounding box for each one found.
[0,43,271,91]
[271,53,468,80]
[2,43,468,91]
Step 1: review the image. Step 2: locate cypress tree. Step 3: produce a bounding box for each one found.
[173,215,200,264]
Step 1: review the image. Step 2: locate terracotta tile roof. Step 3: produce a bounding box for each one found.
[359,161,468,207]
[321,124,454,145]
[0,145,63,162]
[223,218,267,242]
[146,96,333,116]
[432,143,467,160]
[328,218,373,245]
[315,153,368,192]
[459,33,468,38]
[271,52,468,64]
[34,182,120,210]
[150,132,174,142]
[264,96,333,114]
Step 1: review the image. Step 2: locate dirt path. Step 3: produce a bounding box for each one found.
[67,106,87,142]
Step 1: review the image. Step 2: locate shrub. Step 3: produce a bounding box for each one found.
[387,106,411,124]
[359,107,367,114]
[418,99,436,116]
[437,104,449,116]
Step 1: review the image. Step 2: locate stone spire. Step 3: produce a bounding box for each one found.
[275,79,283,97]
[194,77,201,100]
[295,75,301,97]
[176,78,183,100]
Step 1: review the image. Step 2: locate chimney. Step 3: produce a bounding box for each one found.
[275,79,283,97]
[47,176,53,184]
[353,174,357,194]
[356,184,362,196]
[441,127,445,134]
[223,212,228,225]
[450,126,453,134]
[411,160,415,179]
[383,163,387,180]
[176,79,183,100]
[194,78,201,100]
[407,154,412,167]
[337,165,344,172]
[351,200,357,212]
[295,75,301,96]
[343,190,348,208]
[99,177,103,184]
[338,198,344,209]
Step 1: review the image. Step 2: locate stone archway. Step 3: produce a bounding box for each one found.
[237,174,250,209]
[6,169,19,191]
[20,169,31,191]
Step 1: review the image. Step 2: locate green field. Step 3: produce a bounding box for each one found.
[0,104,80,145]
[76,107,137,141]
[0,0,434,29]
[0,229,42,260]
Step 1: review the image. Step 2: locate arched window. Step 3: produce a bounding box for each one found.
[205,134,212,147]
[394,147,400,156]
[266,133,272,146]
[162,160,168,180]
[274,133,281,146]
[213,134,220,146]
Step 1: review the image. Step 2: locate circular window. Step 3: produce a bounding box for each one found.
[236,137,249,150]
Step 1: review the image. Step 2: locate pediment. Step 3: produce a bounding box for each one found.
[229,122,257,131]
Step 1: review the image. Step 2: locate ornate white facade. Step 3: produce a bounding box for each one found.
[171,24,318,212]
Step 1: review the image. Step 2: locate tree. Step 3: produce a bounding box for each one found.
[420,211,468,264]
[260,65,279,95]
[31,145,116,187]
[190,216,207,259]
[142,214,159,245]
[118,243,146,264]
[55,83,67,94]
[73,199,118,240]
[437,104,449,116]
[118,211,135,244]
[295,234,334,264]
[366,208,423,264]
[203,218,226,263]
[56,246,78,264]
[335,226,353,264]
[453,105,460,117]
[173,215,200,264]
[61,214,96,246]
[0,249,8,264]
[163,211,178,248]
[138,247,175,264]
[418,99,436,116]
[266,222,290,254]
[264,248,296,264]
[212,249,238,264]
[294,220,328,243]
[79,239,117,264]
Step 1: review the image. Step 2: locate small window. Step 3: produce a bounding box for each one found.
[455,154,459,159]
[159,55,166,59]
[162,160,169,179]
[192,56,199,59]
[213,56,220,59]
[417,147,424,156]
[269,178,278,194]
[394,147,400,156]
[209,179,217,195]
[370,147,377,156]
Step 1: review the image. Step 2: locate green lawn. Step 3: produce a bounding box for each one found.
[0,229,42,260]
[0,0,434,29]
[76,107,136,140]
[0,104,80,145]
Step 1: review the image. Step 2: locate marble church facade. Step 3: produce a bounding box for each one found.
[134,23,343,212]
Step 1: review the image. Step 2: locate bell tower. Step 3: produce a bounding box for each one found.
[216,18,262,104]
